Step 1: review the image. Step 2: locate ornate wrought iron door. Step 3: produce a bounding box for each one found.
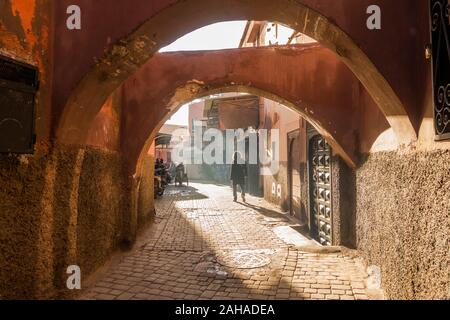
[430,0,450,140]
[309,135,332,246]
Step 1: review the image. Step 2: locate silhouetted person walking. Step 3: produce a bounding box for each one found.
[230,152,247,202]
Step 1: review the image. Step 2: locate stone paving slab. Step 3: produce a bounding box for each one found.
[81,182,374,300]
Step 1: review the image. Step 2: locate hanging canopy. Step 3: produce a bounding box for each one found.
[155,133,172,146]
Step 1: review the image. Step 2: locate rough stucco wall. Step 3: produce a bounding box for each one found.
[356,150,450,300]
[137,155,155,228]
[0,147,48,299]
[263,162,289,211]
[0,145,130,299]
[332,156,357,247]
[50,146,80,296]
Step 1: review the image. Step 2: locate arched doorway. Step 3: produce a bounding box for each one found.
[134,84,355,180]
[56,0,416,148]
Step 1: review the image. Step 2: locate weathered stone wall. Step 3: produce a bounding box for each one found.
[75,148,128,280]
[356,149,450,300]
[137,155,155,228]
[0,145,130,299]
[0,145,49,299]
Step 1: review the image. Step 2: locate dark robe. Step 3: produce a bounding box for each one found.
[230,162,247,184]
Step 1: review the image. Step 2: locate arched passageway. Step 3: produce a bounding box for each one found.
[91,45,389,175]
[55,0,417,149]
[78,34,399,295]
[134,83,357,179]
[1,0,448,301]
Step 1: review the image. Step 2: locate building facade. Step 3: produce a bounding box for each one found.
[186,95,263,196]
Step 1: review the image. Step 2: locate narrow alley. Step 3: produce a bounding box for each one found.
[81,183,374,301]
[1,0,448,303]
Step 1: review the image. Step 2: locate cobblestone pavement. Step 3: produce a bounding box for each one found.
[81,182,374,300]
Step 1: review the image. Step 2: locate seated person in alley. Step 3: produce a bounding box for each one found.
[230,152,247,203]
[154,158,165,176]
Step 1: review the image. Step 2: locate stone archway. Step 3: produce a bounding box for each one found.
[134,84,353,181]
[131,83,358,242]
[56,0,417,149]
[116,44,391,176]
